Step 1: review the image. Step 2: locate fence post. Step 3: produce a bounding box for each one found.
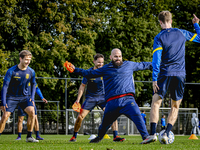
[13,111,15,134]
[65,79,68,135]
[57,101,59,135]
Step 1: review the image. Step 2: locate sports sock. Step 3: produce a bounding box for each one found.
[27,131,32,138]
[0,133,1,135]
[150,122,157,135]
[113,131,118,138]
[35,131,39,137]
[73,132,78,138]
[18,132,22,138]
[164,123,173,136]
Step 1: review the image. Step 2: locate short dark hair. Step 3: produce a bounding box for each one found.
[94,53,104,61]
[142,110,145,113]
[158,11,172,24]
[19,50,32,59]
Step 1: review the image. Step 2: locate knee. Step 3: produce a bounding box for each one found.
[0,113,10,123]
[28,110,35,118]
[171,100,181,109]
[78,114,85,121]
[18,117,24,123]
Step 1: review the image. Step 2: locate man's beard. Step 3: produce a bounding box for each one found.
[112,59,123,67]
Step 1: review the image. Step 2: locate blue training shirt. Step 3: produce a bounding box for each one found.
[35,84,44,100]
[152,23,200,81]
[1,65,36,106]
[161,118,166,126]
[141,113,146,124]
[74,61,152,101]
[82,67,104,97]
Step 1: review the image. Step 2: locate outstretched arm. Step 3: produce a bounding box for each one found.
[64,61,104,78]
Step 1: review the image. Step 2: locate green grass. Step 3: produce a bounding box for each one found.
[0,134,200,150]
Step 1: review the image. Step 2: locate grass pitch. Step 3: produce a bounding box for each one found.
[0,134,199,150]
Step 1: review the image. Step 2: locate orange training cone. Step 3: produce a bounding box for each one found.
[188,134,198,139]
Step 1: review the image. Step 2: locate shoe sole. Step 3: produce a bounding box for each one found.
[141,138,157,144]
[113,139,125,142]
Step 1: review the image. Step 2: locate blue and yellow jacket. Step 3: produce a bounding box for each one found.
[152,23,200,81]
[74,61,152,101]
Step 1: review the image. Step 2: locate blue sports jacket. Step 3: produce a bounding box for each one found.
[74,61,152,101]
[152,23,200,81]
[1,65,36,106]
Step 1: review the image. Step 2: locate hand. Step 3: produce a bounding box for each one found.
[29,98,35,107]
[74,100,80,104]
[42,98,48,104]
[153,81,159,93]
[0,104,8,113]
[64,61,75,73]
[192,14,199,24]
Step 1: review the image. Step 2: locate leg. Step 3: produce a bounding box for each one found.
[34,115,43,140]
[99,108,119,139]
[16,116,24,140]
[18,116,24,133]
[74,109,89,132]
[103,106,125,141]
[24,106,35,136]
[150,94,162,135]
[0,112,11,133]
[121,98,149,140]
[167,99,182,125]
[164,99,182,136]
[34,115,39,131]
[90,101,120,143]
[69,109,89,142]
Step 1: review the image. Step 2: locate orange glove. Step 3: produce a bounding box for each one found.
[64,61,74,73]
[72,102,81,112]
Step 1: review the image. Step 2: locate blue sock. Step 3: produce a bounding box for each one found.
[73,132,78,138]
[27,131,32,138]
[0,133,1,135]
[150,122,157,135]
[113,131,118,138]
[18,132,22,138]
[164,123,173,136]
[36,131,39,137]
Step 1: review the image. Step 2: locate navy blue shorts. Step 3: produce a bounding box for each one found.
[18,104,37,116]
[81,95,106,111]
[6,98,34,113]
[157,76,185,100]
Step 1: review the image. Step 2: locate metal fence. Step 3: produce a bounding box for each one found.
[0,76,200,135]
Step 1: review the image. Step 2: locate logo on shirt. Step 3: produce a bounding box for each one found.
[26,74,29,79]
[14,76,21,79]
[16,73,19,75]
[131,102,135,106]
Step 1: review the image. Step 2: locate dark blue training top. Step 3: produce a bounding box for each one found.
[35,84,44,99]
[1,65,36,106]
[152,23,200,81]
[74,61,152,101]
[82,67,104,97]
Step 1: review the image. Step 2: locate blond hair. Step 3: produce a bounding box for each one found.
[158,11,172,23]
